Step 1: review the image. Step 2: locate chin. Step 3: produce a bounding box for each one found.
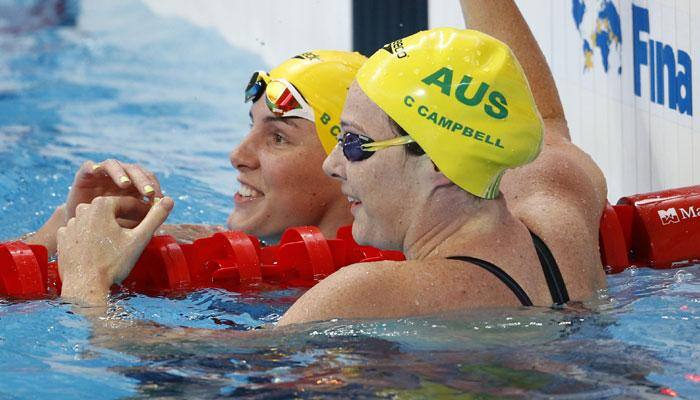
[226,211,239,231]
[227,211,255,234]
[229,211,285,240]
[351,222,366,245]
[351,221,379,247]
[352,220,401,251]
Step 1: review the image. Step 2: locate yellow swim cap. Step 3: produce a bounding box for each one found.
[356,28,543,199]
[270,50,366,154]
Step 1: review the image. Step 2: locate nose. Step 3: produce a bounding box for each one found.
[229,132,260,171]
[322,142,347,181]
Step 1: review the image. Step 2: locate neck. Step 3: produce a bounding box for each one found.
[317,198,353,240]
[259,200,351,245]
[402,191,516,260]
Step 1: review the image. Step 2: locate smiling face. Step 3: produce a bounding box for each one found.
[323,82,429,250]
[227,98,348,240]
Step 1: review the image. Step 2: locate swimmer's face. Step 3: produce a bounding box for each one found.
[228,98,346,240]
[323,82,427,250]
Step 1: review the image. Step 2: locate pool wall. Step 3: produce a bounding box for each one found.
[142,0,699,201]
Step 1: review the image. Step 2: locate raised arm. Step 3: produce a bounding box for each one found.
[459,0,568,134]
[461,0,607,298]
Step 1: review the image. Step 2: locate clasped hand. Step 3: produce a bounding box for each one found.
[27,159,163,254]
[57,195,174,305]
[66,159,163,223]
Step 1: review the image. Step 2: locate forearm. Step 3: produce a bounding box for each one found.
[23,204,67,255]
[71,302,214,354]
[76,301,273,355]
[459,0,566,123]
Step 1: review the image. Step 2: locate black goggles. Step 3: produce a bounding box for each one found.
[244,71,269,103]
[339,132,416,162]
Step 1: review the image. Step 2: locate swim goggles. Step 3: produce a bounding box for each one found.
[244,71,315,121]
[339,131,416,162]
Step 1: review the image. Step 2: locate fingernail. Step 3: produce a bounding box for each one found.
[119,176,131,184]
[92,164,101,171]
[154,197,162,204]
[143,184,155,194]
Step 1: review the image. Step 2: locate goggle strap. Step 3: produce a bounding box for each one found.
[361,135,415,151]
[265,78,315,121]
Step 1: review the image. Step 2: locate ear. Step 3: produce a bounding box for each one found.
[419,157,453,188]
[433,170,453,188]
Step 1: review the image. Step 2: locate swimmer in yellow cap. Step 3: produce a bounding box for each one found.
[227,50,366,241]
[56,2,606,319]
[21,50,364,265]
[278,2,607,324]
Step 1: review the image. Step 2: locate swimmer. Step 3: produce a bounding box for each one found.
[21,51,365,259]
[280,2,607,323]
[58,2,607,319]
[162,51,364,242]
[227,51,364,242]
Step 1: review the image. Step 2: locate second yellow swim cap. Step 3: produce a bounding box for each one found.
[270,50,366,154]
[356,28,543,199]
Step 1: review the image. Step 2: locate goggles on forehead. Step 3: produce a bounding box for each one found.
[339,131,416,162]
[244,71,315,122]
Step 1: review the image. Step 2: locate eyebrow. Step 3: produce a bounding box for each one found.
[261,115,301,128]
[340,120,366,133]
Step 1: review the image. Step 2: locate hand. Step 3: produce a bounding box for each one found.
[26,160,163,255]
[66,159,163,221]
[57,196,174,305]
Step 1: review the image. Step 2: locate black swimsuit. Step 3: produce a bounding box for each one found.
[446,231,570,306]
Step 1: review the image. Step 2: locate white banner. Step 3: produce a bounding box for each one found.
[143,0,698,201]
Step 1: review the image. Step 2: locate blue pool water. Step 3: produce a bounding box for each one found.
[1,1,699,398]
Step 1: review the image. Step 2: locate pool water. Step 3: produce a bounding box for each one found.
[1,1,699,398]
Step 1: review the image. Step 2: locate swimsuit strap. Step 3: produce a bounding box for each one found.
[529,231,570,305]
[446,256,533,307]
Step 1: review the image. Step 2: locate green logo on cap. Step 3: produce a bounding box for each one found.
[421,67,509,120]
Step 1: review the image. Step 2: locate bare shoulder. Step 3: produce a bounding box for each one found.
[277,258,526,326]
[504,119,607,218]
[277,260,404,326]
[502,119,608,298]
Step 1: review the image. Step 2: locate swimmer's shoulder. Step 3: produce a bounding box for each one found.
[503,120,608,298]
[504,119,607,213]
[543,119,607,202]
[277,258,525,326]
[277,260,406,326]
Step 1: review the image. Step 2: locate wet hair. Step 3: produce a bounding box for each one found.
[387,117,425,156]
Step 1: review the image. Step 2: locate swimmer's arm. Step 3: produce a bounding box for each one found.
[20,204,67,255]
[462,1,607,212]
[74,303,282,356]
[460,0,567,130]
